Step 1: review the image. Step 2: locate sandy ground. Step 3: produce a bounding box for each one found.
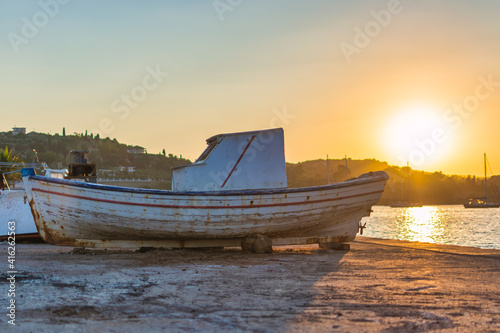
[1,236,499,332]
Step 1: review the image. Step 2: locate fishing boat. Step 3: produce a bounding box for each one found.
[1,150,97,240]
[464,153,500,208]
[21,128,389,249]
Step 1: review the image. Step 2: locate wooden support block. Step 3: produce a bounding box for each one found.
[241,235,273,254]
[319,243,350,251]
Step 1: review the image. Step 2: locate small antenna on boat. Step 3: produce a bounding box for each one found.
[485,153,488,203]
[407,161,411,203]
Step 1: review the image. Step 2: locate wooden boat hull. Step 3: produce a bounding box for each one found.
[22,169,388,248]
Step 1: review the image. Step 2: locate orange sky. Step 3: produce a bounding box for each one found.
[1,1,499,176]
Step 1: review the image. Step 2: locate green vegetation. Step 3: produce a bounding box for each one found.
[0,146,20,163]
[0,146,22,184]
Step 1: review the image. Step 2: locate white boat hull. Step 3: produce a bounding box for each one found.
[22,169,388,248]
[0,190,39,238]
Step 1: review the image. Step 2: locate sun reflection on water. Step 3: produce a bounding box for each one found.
[394,206,447,243]
[363,205,500,249]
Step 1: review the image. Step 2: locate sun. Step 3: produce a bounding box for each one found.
[384,105,454,168]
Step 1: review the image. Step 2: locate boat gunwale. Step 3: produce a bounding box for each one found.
[24,170,388,197]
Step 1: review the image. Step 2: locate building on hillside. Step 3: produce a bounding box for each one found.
[12,127,26,135]
[117,166,136,173]
[127,146,146,154]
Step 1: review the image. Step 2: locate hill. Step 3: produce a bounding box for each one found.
[287,159,498,205]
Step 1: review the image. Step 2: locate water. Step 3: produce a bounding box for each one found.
[362,205,500,250]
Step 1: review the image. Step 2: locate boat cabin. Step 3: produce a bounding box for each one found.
[172,128,287,191]
[44,168,68,179]
[67,151,97,183]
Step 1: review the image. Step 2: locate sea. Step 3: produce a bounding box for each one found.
[362,205,500,250]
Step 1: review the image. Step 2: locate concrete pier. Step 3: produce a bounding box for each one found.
[1,236,499,332]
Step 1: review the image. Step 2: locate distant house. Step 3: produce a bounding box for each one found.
[117,166,136,173]
[12,127,26,135]
[127,146,146,154]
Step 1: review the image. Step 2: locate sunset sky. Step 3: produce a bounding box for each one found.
[1,0,499,176]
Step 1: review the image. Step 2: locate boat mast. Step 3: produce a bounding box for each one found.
[407,161,410,203]
[485,153,488,203]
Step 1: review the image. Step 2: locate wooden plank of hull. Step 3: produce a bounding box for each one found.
[23,171,388,247]
[59,235,355,248]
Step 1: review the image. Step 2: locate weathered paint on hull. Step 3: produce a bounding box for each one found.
[22,170,389,248]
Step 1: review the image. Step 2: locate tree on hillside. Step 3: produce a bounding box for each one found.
[62,127,66,137]
[0,146,20,163]
[0,146,22,186]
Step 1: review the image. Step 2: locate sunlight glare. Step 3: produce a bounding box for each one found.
[384,105,454,168]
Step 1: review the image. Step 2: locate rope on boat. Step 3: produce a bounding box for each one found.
[2,172,10,191]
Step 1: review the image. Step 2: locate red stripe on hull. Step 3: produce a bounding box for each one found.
[32,187,384,210]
